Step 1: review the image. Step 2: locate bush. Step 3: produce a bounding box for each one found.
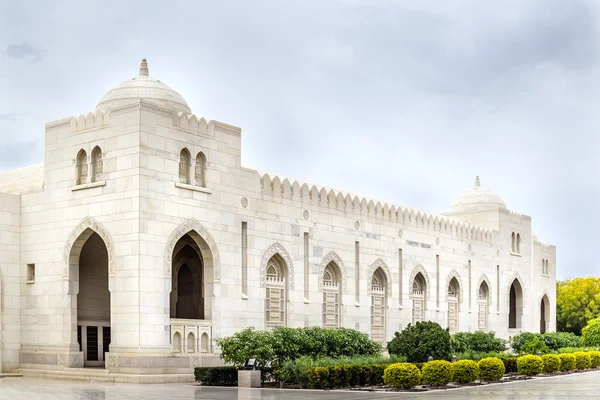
[589,351,600,368]
[541,332,581,350]
[559,353,576,371]
[582,318,600,347]
[557,347,588,353]
[383,363,422,389]
[451,331,507,353]
[501,357,518,373]
[306,363,387,389]
[194,367,238,386]
[421,360,453,386]
[574,352,591,370]
[517,355,543,376]
[216,326,381,369]
[541,354,561,373]
[387,321,452,363]
[511,332,538,353]
[478,357,505,381]
[452,360,479,383]
[521,337,550,355]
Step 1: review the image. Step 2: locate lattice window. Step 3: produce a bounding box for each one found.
[265,257,286,328]
[478,283,489,331]
[76,149,88,185]
[91,146,103,182]
[179,148,191,184]
[447,278,459,334]
[322,264,340,328]
[195,152,207,187]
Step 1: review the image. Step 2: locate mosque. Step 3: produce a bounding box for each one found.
[0,59,556,375]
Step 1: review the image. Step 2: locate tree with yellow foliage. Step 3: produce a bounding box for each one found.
[556,277,600,335]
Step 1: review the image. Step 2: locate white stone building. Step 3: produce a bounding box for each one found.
[0,60,556,375]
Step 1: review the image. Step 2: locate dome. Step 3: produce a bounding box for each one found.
[448,176,507,214]
[95,59,191,114]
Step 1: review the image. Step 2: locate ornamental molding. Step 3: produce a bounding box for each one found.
[409,264,431,300]
[367,258,392,296]
[318,251,347,294]
[260,242,295,289]
[164,219,221,281]
[445,269,464,303]
[63,216,116,277]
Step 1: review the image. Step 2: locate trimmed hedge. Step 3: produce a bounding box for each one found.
[559,353,576,371]
[574,352,591,370]
[478,357,505,381]
[501,357,518,373]
[452,360,479,383]
[422,360,453,386]
[541,354,561,373]
[383,363,422,389]
[194,366,238,386]
[307,363,386,389]
[517,355,543,376]
[388,321,452,363]
[590,351,600,368]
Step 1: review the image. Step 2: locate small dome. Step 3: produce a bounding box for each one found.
[448,176,507,214]
[95,59,191,114]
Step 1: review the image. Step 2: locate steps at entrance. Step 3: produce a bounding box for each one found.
[12,368,194,384]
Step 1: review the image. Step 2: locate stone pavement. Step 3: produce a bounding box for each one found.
[1,372,599,399]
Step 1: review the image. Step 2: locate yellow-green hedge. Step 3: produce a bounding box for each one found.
[452,360,479,383]
[421,360,453,386]
[541,354,561,373]
[383,363,421,389]
[478,357,505,381]
[517,355,543,376]
[559,353,576,371]
[574,352,591,370]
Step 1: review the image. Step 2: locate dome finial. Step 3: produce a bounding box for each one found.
[139,58,149,76]
[474,176,481,188]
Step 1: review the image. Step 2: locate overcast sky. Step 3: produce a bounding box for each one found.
[0,1,597,278]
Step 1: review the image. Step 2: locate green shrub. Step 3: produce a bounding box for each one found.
[589,351,600,368]
[574,352,591,370]
[383,363,422,389]
[521,337,550,355]
[559,353,576,371]
[517,355,543,376]
[511,332,538,353]
[478,357,505,381]
[557,347,588,353]
[194,367,238,386]
[501,357,518,373]
[582,318,600,347]
[541,332,581,350]
[306,363,386,389]
[451,331,507,353]
[541,354,561,373]
[216,326,381,369]
[387,321,452,363]
[452,360,479,383]
[421,360,453,386]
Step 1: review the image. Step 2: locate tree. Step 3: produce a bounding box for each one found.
[387,321,451,362]
[556,277,600,335]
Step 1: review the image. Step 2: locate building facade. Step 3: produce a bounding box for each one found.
[0,60,556,374]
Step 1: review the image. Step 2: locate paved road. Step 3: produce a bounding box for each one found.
[1,372,598,399]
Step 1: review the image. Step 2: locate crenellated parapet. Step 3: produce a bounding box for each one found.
[173,112,209,135]
[258,172,494,244]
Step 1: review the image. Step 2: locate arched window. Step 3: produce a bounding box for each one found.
[200,333,209,353]
[265,255,287,328]
[187,332,196,353]
[478,282,489,331]
[195,152,207,187]
[509,279,523,329]
[542,259,546,275]
[412,273,426,324]
[370,268,387,345]
[540,294,550,333]
[172,332,182,353]
[511,232,516,252]
[546,260,550,275]
[516,234,521,253]
[91,146,103,183]
[447,278,459,334]
[76,149,88,185]
[322,263,341,328]
[179,148,191,184]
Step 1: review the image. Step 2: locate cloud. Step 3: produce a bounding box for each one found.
[2,43,44,61]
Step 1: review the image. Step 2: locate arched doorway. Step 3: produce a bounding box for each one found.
[370,268,387,345]
[478,282,489,331]
[76,232,110,367]
[412,273,427,324]
[322,262,341,328]
[171,234,204,320]
[540,294,550,333]
[447,278,460,334]
[509,279,523,329]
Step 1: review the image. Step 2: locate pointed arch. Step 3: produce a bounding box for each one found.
[508,274,524,329]
[63,216,116,280]
[195,151,207,187]
[179,148,191,184]
[409,264,430,300]
[260,243,295,290]
[76,149,88,185]
[445,269,463,303]
[164,218,221,281]
[476,274,492,307]
[367,258,392,296]
[318,251,347,294]
[91,146,103,183]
